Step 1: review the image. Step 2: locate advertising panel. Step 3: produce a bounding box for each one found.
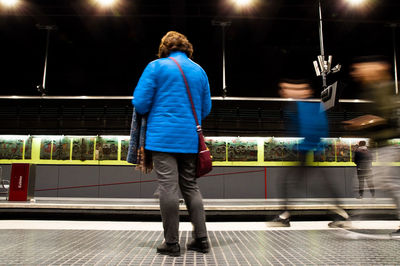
[96,137,118,160]
[264,138,299,161]
[52,137,71,160]
[40,138,55,160]
[72,137,95,161]
[227,138,257,161]
[0,137,25,159]
[120,138,130,161]
[205,138,226,161]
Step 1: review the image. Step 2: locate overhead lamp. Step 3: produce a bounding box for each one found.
[232,0,258,13]
[95,0,118,8]
[346,0,366,6]
[234,0,254,7]
[0,0,19,7]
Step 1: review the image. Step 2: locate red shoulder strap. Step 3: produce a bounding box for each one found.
[169,57,201,129]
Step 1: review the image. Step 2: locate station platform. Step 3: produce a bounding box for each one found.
[0,197,398,223]
[0,196,396,212]
[0,220,399,265]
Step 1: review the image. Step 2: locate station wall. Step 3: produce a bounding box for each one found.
[1,164,394,199]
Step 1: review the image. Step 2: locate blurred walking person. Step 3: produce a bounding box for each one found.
[345,56,400,237]
[132,31,212,256]
[269,79,350,227]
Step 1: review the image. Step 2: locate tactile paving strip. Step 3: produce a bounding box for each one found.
[0,229,399,265]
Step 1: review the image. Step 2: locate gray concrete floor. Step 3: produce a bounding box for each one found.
[0,221,399,265]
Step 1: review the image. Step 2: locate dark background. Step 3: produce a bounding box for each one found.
[0,0,399,98]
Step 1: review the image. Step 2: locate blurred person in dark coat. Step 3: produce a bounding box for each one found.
[353,140,375,199]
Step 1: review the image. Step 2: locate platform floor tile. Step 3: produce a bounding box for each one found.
[0,227,400,265]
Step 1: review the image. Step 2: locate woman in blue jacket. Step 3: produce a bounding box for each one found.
[132,31,212,256]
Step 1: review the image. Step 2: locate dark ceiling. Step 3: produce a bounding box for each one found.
[0,0,399,98]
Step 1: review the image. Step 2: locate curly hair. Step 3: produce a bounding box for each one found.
[158,31,193,59]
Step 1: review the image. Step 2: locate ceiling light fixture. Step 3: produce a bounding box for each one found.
[95,0,118,8]
[233,0,254,7]
[346,0,366,6]
[0,0,19,7]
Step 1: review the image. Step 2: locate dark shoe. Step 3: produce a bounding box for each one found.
[187,238,210,253]
[356,195,363,199]
[156,242,180,257]
[390,229,400,239]
[328,220,352,229]
[267,216,290,227]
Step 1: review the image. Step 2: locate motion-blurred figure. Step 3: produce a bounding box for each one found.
[270,79,349,227]
[353,140,375,199]
[345,56,400,237]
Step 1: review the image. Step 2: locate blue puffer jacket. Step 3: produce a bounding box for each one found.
[297,101,328,152]
[132,51,212,153]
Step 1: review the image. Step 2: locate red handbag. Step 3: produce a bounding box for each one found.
[169,57,212,177]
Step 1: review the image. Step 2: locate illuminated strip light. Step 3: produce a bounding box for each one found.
[0,95,373,103]
[0,135,30,140]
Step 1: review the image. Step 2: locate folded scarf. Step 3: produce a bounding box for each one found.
[127,107,153,174]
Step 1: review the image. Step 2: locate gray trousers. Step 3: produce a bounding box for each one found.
[152,151,207,243]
